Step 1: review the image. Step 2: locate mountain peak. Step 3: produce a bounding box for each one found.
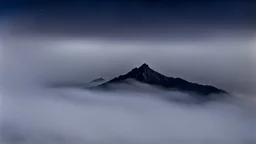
[139,63,150,69]
[98,63,227,96]
[137,63,152,74]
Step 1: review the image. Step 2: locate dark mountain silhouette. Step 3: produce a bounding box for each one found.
[97,63,227,96]
[90,78,105,83]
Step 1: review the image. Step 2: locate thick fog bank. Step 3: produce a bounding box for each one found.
[0,87,255,144]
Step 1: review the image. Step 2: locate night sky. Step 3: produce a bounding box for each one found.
[1,0,255,37]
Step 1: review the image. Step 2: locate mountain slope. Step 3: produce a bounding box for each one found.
[97,63,227,96]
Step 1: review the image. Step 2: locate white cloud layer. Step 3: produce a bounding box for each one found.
[0,87,255,144]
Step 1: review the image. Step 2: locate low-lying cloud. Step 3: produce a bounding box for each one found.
[0,86,255,144]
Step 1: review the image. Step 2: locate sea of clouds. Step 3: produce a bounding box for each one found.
[0,85,255,144]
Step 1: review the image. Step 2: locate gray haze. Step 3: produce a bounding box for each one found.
[1,32,255,95]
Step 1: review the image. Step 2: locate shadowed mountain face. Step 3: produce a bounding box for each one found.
[98,63,227,96]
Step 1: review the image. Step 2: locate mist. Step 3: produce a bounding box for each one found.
[1,33,255,95]
[1,85,256,144]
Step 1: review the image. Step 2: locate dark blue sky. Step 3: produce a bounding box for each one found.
[1,0,255,37]
[1,0,252,22]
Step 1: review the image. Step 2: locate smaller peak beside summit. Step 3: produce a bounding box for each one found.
[91,78,105,83]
